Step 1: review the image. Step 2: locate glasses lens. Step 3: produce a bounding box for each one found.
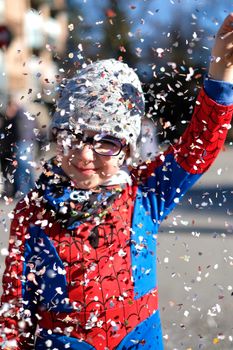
[94,137,122,156]
[58,131,125,156]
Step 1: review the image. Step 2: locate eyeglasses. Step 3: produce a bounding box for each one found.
[58,131,127,156]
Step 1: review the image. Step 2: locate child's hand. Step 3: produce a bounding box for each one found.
[208,13,233,82]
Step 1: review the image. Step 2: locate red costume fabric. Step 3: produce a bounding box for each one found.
[0,89,232,349]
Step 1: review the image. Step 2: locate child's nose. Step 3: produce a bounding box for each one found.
[78,144,95,161]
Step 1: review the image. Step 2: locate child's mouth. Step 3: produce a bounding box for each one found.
[73,165,98,175]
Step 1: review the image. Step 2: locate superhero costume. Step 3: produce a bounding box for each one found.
[0,87,233,350]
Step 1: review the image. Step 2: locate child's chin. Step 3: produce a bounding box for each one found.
[72,178,101,190]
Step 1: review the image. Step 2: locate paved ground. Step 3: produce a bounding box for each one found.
[0,146,233,349]
[158,146,233,350]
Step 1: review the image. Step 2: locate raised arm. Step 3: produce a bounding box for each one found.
[171,12,233,175]
[133,14,233,222]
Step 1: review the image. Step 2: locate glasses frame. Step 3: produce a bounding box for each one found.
[59,130,127,157]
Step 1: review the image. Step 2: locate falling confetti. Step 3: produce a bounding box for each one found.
[0,4,233,350]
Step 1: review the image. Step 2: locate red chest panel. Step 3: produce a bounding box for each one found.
[44,185,138,313]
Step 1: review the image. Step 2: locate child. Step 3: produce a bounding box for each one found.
[1,14,233,350]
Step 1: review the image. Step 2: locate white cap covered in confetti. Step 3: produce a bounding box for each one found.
[51,58,145,163]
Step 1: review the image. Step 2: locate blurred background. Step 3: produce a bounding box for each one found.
[0,0,233,349]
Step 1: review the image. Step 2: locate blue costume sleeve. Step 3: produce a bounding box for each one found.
[204,77,233,105]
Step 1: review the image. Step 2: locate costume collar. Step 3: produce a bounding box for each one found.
[37,158,126,230]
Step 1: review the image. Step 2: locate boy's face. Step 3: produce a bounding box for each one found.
[57,130,129,189]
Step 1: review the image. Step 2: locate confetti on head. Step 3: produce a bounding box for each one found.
[51,58,145,164]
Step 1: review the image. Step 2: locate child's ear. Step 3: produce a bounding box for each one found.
[118,146,130,166]
[122,146,130,159]
[125,146,130,159]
